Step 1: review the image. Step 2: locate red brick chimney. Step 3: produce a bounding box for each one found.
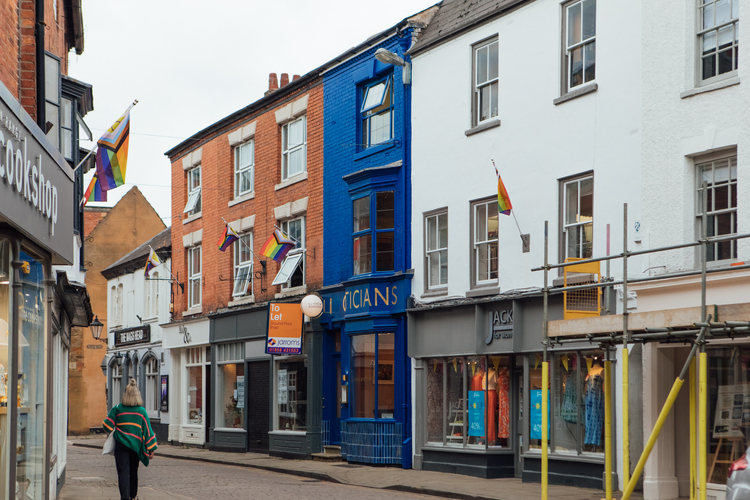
[265,73,279,96]
[280,73,290,87]
[293,74,301,81]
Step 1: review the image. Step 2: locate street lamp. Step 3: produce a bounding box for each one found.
[375,48,411,85]
[90,316,106,343]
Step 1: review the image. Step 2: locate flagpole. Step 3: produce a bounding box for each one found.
[511,211,524,239]
[74,100,139,173]
[273,224,301,245]
[221,218,265,266]
[147,245,184,290]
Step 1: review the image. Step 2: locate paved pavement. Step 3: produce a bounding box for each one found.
[64,436,642,500]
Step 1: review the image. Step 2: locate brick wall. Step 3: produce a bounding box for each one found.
[170,79,325,318]
[322,36,413,286]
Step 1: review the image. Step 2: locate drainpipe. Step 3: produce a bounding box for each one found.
[35,0,46,130]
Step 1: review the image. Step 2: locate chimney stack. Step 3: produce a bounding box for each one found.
[280,73,290,87]
[293,74,301,81]
[265,73,279,96]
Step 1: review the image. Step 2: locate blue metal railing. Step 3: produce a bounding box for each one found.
[322,420,331,447]
[340,420,402,465]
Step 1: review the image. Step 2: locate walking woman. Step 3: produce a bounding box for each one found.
[102,378,158,500]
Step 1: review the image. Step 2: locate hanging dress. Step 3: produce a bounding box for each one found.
[497,368,511,439]
[584,366,605,446]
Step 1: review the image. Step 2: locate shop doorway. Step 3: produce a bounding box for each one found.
[205,362,212,444]
[515,367,523,478]
[246,360,270,451]
[324,331,342,445]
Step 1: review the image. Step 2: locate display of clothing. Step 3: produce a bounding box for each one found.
[497,368,511,439]
[584,363,605,446]
[470,369,497,443]
[561,372,578,424]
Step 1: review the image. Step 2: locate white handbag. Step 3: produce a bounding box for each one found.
[102,432,115,456]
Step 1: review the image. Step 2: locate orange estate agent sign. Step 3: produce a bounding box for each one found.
[265,302,303,354]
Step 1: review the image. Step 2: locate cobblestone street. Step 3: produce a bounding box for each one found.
[61,445,434,500]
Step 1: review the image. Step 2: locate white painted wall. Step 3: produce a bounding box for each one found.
[640,1,749,277]
[411,0,644,301]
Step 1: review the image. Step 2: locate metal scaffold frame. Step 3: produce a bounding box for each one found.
[533,192,750,500]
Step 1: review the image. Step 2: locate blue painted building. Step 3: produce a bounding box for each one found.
[318,7,438,468]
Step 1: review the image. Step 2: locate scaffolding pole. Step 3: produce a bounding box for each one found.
[699,181,708,500]
[604,348,613,499]
[622,203,630,489]
[542,221,549,500]
[690,356,697,500]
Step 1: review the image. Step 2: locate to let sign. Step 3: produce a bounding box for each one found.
[265,302,303,355]
[114,325,151,348]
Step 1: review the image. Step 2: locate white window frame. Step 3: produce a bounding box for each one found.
[233,233,253,297]
[474,39,499,125]
[565,0,597,92]
[425,211,448,289]
[697,0,739,86]
[188,246,202,309]
[361,76,394,148]
[697,155,738,263]
[145,357,159,417]
[184,347,204,426]
[184,165,202,215]
[111,361,122,407]
[145,270,159,320]
[234,140,254,197]
[562,176,594,260]
[281,116,306,181]
[115,284,123,327]
[275,217,306,289]
[472,200,499,287]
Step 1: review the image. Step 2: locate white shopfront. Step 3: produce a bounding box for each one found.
[163,317,210,445]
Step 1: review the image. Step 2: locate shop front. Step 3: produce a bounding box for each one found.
[162,317,210,446]
[409,295,610,488]
[0,83,77,498]
[318,273,412,468]
[105,325,166,438]
[209,305,270,452]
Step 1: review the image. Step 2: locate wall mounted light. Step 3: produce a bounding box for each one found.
[375,48,411,85]
[90,316,106,343]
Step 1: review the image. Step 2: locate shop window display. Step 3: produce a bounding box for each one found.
[217,363,244,429]
[426,355,511,448]
[15,248,46,499]
[351,333,395,419]
[0,240,10,495]
[186,347,203,425]
[706,346,750,486]
[277,359,307,431]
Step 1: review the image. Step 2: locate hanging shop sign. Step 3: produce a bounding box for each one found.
[485,308,513,345]
[0,85,73,263]
[265,302,303,355]
[113,325,151,348]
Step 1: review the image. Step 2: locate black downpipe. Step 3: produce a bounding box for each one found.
[35,0,45,129]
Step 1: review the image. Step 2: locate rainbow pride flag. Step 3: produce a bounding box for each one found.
[96,110,131,191]
[82,173,107,207]
[144,248,162,277]
[495,165,512,216]
[217,224,240,252]
[260,229,296,263]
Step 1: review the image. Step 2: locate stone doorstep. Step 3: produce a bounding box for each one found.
[323,445,341,455]
[311,452,342,462]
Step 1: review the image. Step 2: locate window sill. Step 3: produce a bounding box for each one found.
[421,443,515,454]
[553,83,598,106]
[680,76,740,99]
[228,192,255,207]
[143,317,159,324]
[228,295,255,307]
[421,288,448,299]
[269,430,306,436]
[183,308,202,317]
[182,212,202,225]
[522,450,604,464]
[214,427,246,433]
[465,119,501,137]
[275,285,307,299]
[275,171,307,191]
[354,140,396,161]
[465,287,499,298]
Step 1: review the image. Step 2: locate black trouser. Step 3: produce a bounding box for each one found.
[114,439,139,500]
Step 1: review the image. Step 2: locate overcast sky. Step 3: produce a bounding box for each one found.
[70,0,435,226]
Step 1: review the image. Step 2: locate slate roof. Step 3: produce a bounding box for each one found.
[101,227,171,279]
[409,0,529,56]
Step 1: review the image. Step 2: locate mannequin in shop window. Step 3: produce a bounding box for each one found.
[469,361,498,445]
[584,357,605,450]
[497,366,510,447]
[557,354,580,452]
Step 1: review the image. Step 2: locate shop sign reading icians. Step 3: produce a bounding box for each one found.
[0,84,74,263]
[266,302,303,355]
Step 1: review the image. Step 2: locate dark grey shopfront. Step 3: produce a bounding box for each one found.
[408,294,611,489]
[209,305,271,452]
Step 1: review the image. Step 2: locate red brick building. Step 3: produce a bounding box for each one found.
[164,71,324,450]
